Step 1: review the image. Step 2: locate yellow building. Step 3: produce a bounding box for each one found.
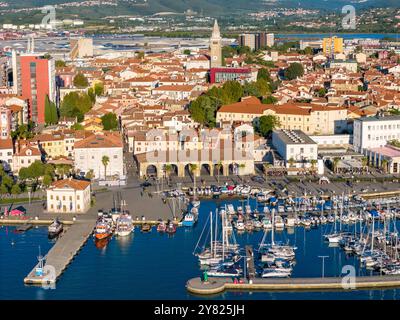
[323,37,344,56]
[216,97,348,135]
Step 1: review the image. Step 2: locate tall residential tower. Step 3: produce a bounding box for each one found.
[210,20,222,68]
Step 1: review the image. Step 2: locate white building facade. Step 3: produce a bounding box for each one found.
[47,179,91,213]
[353,115,400,153]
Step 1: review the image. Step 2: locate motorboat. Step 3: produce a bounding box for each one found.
[262,217,272,229]
[227,204,235,215]
[166,221,177,234]
[157,221,167,232]
[141,223,151,232]
[48,218,63,238]
[261,269,291,278]
[235,221,245,231]
[94,219,112,240]
[182,211,198,227]
[274,216,285,229]
[115,214,133,237]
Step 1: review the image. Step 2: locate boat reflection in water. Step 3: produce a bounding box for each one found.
[116,232,133,251]
[94,237,110,250]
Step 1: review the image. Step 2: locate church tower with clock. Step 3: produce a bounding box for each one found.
[210,19,222,68]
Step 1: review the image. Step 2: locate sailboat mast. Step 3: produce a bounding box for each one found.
[222,210,225,260]
[214,209,218,258]
[371,216,375,253]
[210,211,213,257]
[271,208,275,246]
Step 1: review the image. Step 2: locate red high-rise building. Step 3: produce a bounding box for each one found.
[13,53,55,124]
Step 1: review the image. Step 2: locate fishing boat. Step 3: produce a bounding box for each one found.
[157,221,167,232]
[94,219,112,240]
[141,223,151,232]
[182,211,198,227]
[115,214,133,237]
[166,221,176,234]
[48,218,63,238]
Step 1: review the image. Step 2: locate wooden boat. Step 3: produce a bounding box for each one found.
[141,223,151,232]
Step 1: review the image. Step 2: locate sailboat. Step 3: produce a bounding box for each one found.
[259,209,296,277]
[196,210,239,268]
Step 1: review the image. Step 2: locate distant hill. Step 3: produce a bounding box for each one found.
[2,0,400,16]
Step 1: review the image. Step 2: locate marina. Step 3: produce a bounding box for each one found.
[2,191,400,299]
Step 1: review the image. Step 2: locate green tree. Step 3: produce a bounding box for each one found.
[262,95,278,104]
[288,157,295,168]
[101,113,119,131]
[60,92,93,122]
[44,95,58,125]
[73,73,89,88]
[189,95,219,127]
[88,87,96,104]
[11,184,21,197]
[254,78,271,97]
[183,49,191,55]
[94,82,104,96]
[71,123,84,130]
[188,163,198,192]
[85,169,95,180]
[257,68,271,82]
[55,60,66,68]
[102,155,110,179]
[333,157,340,173]
[243,82,261,97]
[284,63,304,80]
[221,81,244,104]
[317,88,327,97]
[257,115,281,137]
[42,175,53,187]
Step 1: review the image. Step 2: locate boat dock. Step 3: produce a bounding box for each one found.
[245,245,256,279]
[24,217,97,285]
[186,275,400,296]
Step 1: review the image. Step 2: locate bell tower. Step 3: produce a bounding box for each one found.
[210,19,222,68]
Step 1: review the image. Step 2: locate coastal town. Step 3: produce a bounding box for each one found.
[2,8,400,300]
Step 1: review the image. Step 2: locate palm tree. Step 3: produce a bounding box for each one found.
[333,157,340,174]
[102,155,110,180]
[288,157,295,168]
[164,164,172,185]
[361,157,369,173]
[263,163,271,180]
[310,159,317,173]
[215,161,222,183]
[189,164,198,198]
[381,159,388,174]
